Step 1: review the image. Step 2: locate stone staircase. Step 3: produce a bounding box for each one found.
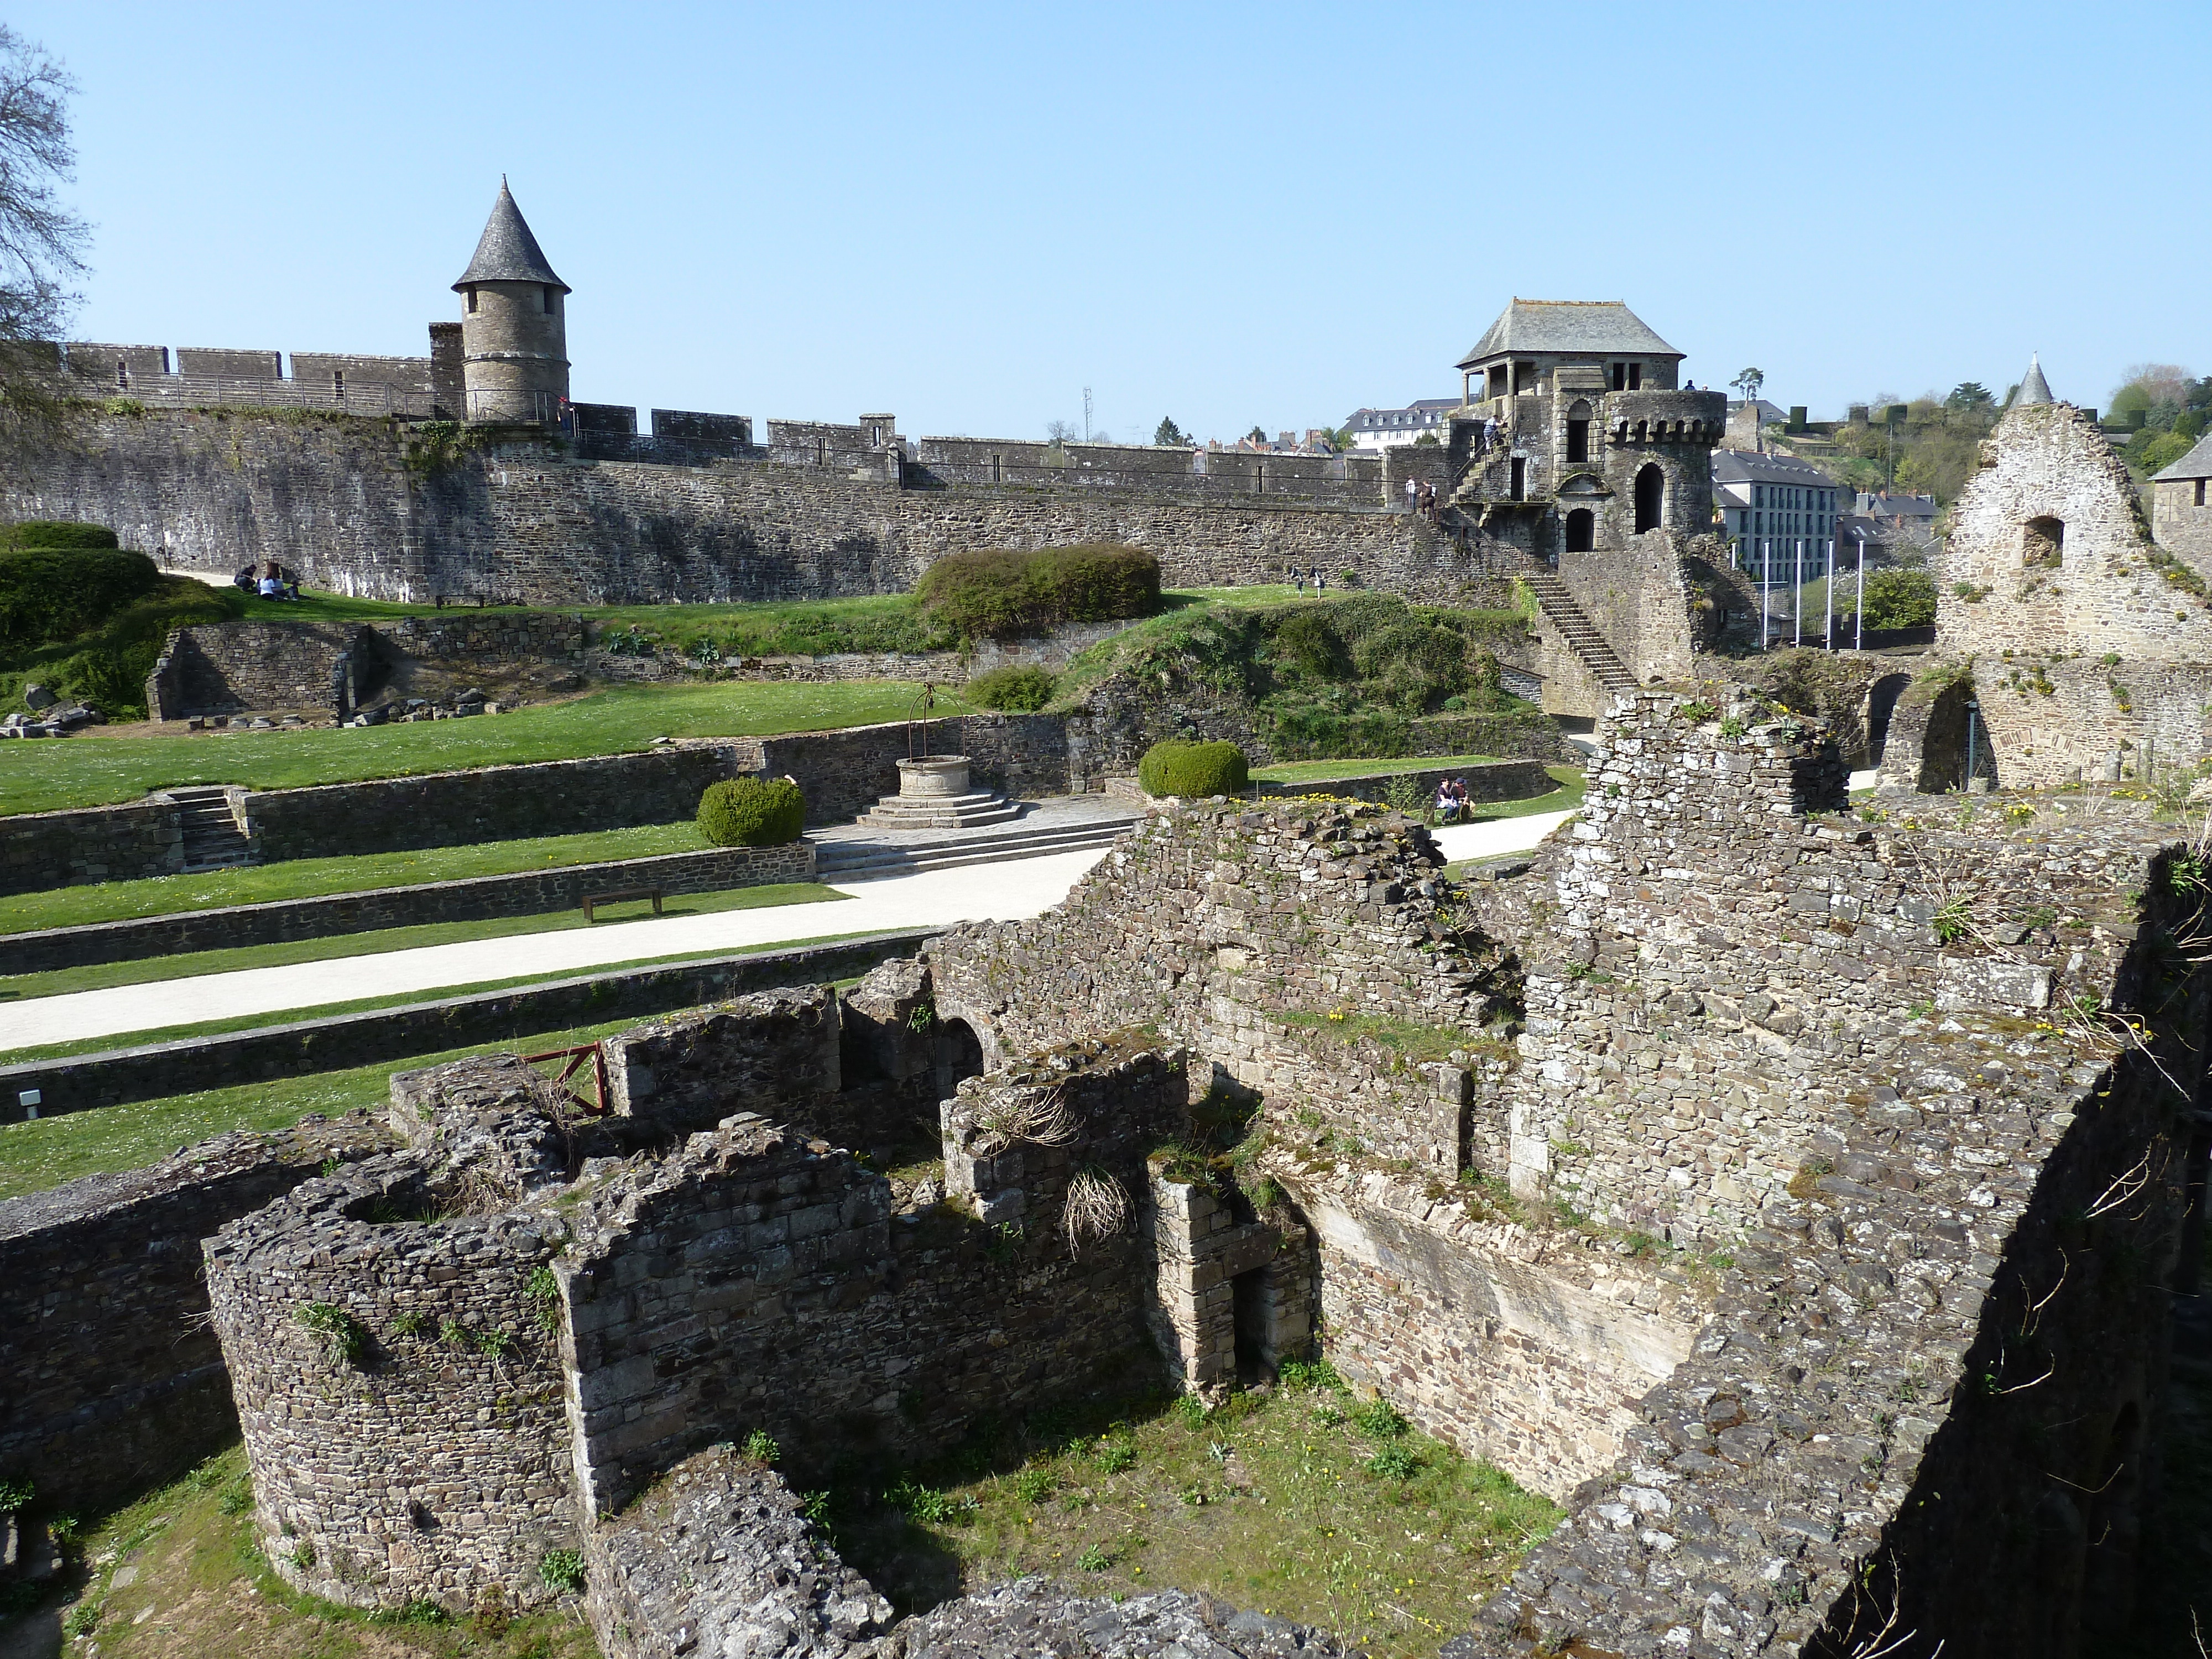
[170,786,257,872]
[813,811,1140,881]
[1516,563,1639,698]
[854,789,1024,831]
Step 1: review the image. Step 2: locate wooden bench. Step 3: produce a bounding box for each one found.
[581,886,665,922]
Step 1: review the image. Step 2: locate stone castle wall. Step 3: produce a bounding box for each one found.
[0,1117,384,1512]
[1,407,1464,607]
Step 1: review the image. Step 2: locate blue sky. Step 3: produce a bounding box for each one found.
[16,2,2209,442]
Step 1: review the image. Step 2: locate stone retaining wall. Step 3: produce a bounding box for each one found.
[0,841,815,976]
[247,742,753,862]
[0,797,182,898]
[757,712,1072,826]
[0,1115,387,1512]
[0,930,933,1121]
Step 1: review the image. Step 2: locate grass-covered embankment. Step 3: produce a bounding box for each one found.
[0,679,977,817]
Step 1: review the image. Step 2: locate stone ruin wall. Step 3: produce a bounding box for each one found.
[1914,400,2212,788]
[0,1115,385,1516]
[928,692,2206,1656]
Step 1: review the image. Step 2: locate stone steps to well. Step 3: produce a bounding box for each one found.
[854,790,1025,830]
[813,816,1138,881]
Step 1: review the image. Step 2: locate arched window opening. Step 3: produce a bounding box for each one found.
[1565,399,1591,464]
[1564,508,1595,552]
[935,1018,985,1104]
[2023,515,2064,567]
[1634,463,1665,534]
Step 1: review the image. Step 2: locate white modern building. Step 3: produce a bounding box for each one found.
[1342,398,1459,452]
[1712,448,1841,585]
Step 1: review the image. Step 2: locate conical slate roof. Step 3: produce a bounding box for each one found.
[453,178,568,293]
[2015,353,2053,406]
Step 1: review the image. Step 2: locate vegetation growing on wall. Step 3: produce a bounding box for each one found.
[1058,593,1541,760]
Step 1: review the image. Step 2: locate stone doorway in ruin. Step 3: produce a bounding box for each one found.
[935,1017,985,1103]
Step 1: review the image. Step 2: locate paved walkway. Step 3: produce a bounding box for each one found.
[0,808,1576,1053]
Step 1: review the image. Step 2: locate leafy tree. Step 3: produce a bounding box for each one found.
[1730,368,1764,400]
[1246,425,1267,445]
[1858,567,1936,629]
[1944,382,1994,411]
[0,27,87,346]
[2127,429,2195,476]
[1153,416,1186,447]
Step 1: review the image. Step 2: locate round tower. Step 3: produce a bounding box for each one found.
[452,178,570,423]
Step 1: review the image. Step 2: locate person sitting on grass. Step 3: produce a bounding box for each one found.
[1434,780,1460,823]
[257,561,280,598]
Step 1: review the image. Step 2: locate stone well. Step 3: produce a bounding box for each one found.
[895,754,972,797]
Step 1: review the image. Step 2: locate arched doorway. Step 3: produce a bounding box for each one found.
[1865,671,1911,765]
[1564,508,1595,552]
[1633,463,1665,534]
[1564,399,1592,464]
[935,1018,984,1103]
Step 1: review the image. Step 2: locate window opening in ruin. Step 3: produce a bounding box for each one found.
[332,369,345,399]
[2198,479,2207,508]
[116,359,128,388]
[1232,1267,1270,1383]
[1628,363,1642,390]
[1564,508,1594,552]
[1565,400,1591,463]
[544,285,556,314]
[466,286,478,314]
[2023,515,2064,567]
[1610,362,1626,392]
[1634,463,1665,533]
[935,1018,985,1103]
[1489,365,1507,398]
[1510,455,1526,500]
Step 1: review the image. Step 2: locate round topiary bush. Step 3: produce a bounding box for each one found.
[1138,739,1249,799]
[697,777,805,847]
[964,664,1057,712]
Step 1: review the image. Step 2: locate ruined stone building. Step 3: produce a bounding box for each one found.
[7,680,2199,1657]
[1880,358,2212,792]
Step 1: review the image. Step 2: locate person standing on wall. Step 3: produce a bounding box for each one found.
[1406,476,1418,513]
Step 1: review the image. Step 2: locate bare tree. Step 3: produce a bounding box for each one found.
[0,25,89,345]
[1045,419,1078,445]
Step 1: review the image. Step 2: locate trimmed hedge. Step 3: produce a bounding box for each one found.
[1139,739,1249,799]
[697,777,806,847]
[964,664,1057,712]
[915,544,1161,639]
[0,521,120,551]
[0,549,164,659]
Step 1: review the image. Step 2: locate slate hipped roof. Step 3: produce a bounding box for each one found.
[1457,300,1682,371]
[2015,353,2054,406]
[2153,434,2212,482]
[1712,449,1839,489]
[453,179,568,294]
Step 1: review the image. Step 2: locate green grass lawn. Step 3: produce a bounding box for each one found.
[0,678,975,816]
[1,820,728,935]
[827,1360,1558,1656]
[9,1441,598,1657]
[0,880,844,1001]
